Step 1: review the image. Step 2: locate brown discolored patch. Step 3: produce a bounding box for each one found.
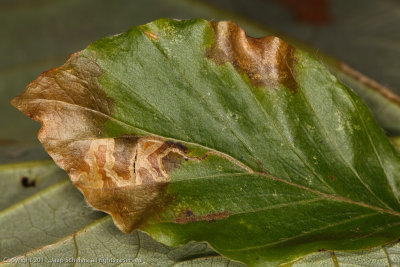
[138,168,154,184]
[206,21,298,93]
[173,209,229,224]
[112,137,139,181]
[10,51,191,233]
[21,176,36,188]
[12,52,113,119]
[318,248,326,252]
[162,152,184,173]
[328,175,337,181]
[82,182,175,233]
[72,136,190,232]
[10,53,114,183]
[143,31,159,40]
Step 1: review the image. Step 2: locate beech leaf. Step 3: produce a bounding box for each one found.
[11,19,400,266]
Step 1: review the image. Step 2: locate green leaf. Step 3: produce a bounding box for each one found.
[11,19,400,266]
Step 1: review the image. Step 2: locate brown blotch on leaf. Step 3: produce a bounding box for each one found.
[10,50,190,233]
[206,21,298,93]
[10,53,114,179]
[12,52,113,120]
[144,31,159,40]
[173,209,229,224]
[71,136,189,233]
[162,152,184,173]
[82,182,174,233]
[318,248,326,252]
[328,175,337,181]
[21,176,36,188]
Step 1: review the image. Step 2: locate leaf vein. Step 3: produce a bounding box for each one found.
[225,212,378,252]
[140,30,261,170]
[288,53,393,210]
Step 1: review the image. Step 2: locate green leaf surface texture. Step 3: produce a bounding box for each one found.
[11,19,400,266]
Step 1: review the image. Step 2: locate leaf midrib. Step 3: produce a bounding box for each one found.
[124,39,400,214]
[91,33,337,198]
[132,28,399,212]
[23,96,400,219]
[21,32,400,232]
[122,38,262,167]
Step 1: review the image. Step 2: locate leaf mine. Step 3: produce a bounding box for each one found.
[206,21,298,92]
[10,51,193,232]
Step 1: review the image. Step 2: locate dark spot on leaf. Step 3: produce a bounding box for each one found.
[133,153,137,174]
[21,176,36,188]
[256,257,259,261]
[328,175,337,181]
[318,248,326,252]
[232,114,236,118]
[186,209,195,217]
[165,140,188,152]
